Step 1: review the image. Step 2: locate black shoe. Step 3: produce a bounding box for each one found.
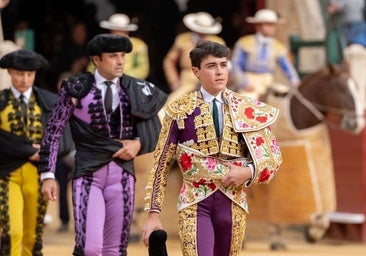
[57,223,69,232]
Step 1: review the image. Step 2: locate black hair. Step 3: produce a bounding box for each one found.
[189,40,230,68]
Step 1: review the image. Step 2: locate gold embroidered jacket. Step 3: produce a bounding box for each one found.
[144,89,282,213]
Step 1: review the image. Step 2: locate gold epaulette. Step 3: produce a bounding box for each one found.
[236,35,256,50]
[175,32,194,47]
[272,39,287,56]
[224,89,280,132]
[237,35,287,56]
[165,91,198,129]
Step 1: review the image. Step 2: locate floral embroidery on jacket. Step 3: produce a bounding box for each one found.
[144,89,282,214]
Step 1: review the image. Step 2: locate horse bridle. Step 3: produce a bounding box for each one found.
[291,89,325,121]
[291,79,359,122]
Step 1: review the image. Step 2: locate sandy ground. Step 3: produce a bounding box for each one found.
[43,200,366,256]
[42,225,366,256]
[41,153,366,255]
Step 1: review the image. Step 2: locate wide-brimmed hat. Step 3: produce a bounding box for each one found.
[87,34,133,56]
[183,12,222,35]
[100,13,138,31]
[246,9,285,24]
[0,49,48,71]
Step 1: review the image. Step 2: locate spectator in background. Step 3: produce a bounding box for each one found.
[0,41,20,90]
[49,20,89,92]
[0,0,21,91]
[230,9,300,100]
[163,11,226,105]
[87,13,150,80]
[328,0,366,48]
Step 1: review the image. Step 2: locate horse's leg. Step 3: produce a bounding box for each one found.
[305,213,330,243]
[268,223,287,250]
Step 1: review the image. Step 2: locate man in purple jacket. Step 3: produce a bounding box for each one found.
[39,34,167,256]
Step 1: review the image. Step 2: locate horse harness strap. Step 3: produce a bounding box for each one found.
[292,89,325,120]
[292,88,359,119]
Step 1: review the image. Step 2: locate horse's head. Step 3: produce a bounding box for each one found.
[290,61,365,134]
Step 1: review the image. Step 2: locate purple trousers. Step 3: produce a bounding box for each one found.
[178,190,247,256]
[72,161,135,256]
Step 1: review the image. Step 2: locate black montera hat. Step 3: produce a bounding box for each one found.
[0,49,48,71]
[87,33,133,56]
[148,229,168,256]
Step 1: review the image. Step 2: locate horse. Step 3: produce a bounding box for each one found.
[246,61,365,250]
[288,62,364,133]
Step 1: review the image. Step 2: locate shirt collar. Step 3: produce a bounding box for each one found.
[200,87,224,104]
[255,33,272,44]
[10,86,32,101]
[94,70,119,88]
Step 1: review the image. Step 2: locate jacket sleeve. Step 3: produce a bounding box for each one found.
[136,114,163,155]
[39,87,75,173]
[144,114,179,213]
[243,125,282,186]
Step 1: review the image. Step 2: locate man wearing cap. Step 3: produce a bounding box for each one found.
[39,34,167,256]
[87,13,150,80]
[163,11,226,105]
[231,9,300,100]
[0,49,73,255]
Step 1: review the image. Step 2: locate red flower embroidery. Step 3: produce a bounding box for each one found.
[207,183,216,190]
[258,168,270,182]
[244,107,255,119]
[232,161,242,167]
[256,115,268,123]
[179,153,192,172]
[255,137,265,146]
[193,178,207,188]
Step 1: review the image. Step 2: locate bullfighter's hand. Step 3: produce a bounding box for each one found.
[221,163,252,188]
[29,143,41,162]
[142,212,164,247]
[41,178,58,201]
[113,139,141,160]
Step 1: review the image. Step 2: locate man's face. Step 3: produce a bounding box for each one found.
[93,52,125,80]
[8,68,36,93]
[256,23,277,37]
[110,30,129,37]
[192,55,228,96]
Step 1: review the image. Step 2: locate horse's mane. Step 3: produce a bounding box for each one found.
[301,61,350,86]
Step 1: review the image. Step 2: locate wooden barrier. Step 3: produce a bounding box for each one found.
[326,125,366,242]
